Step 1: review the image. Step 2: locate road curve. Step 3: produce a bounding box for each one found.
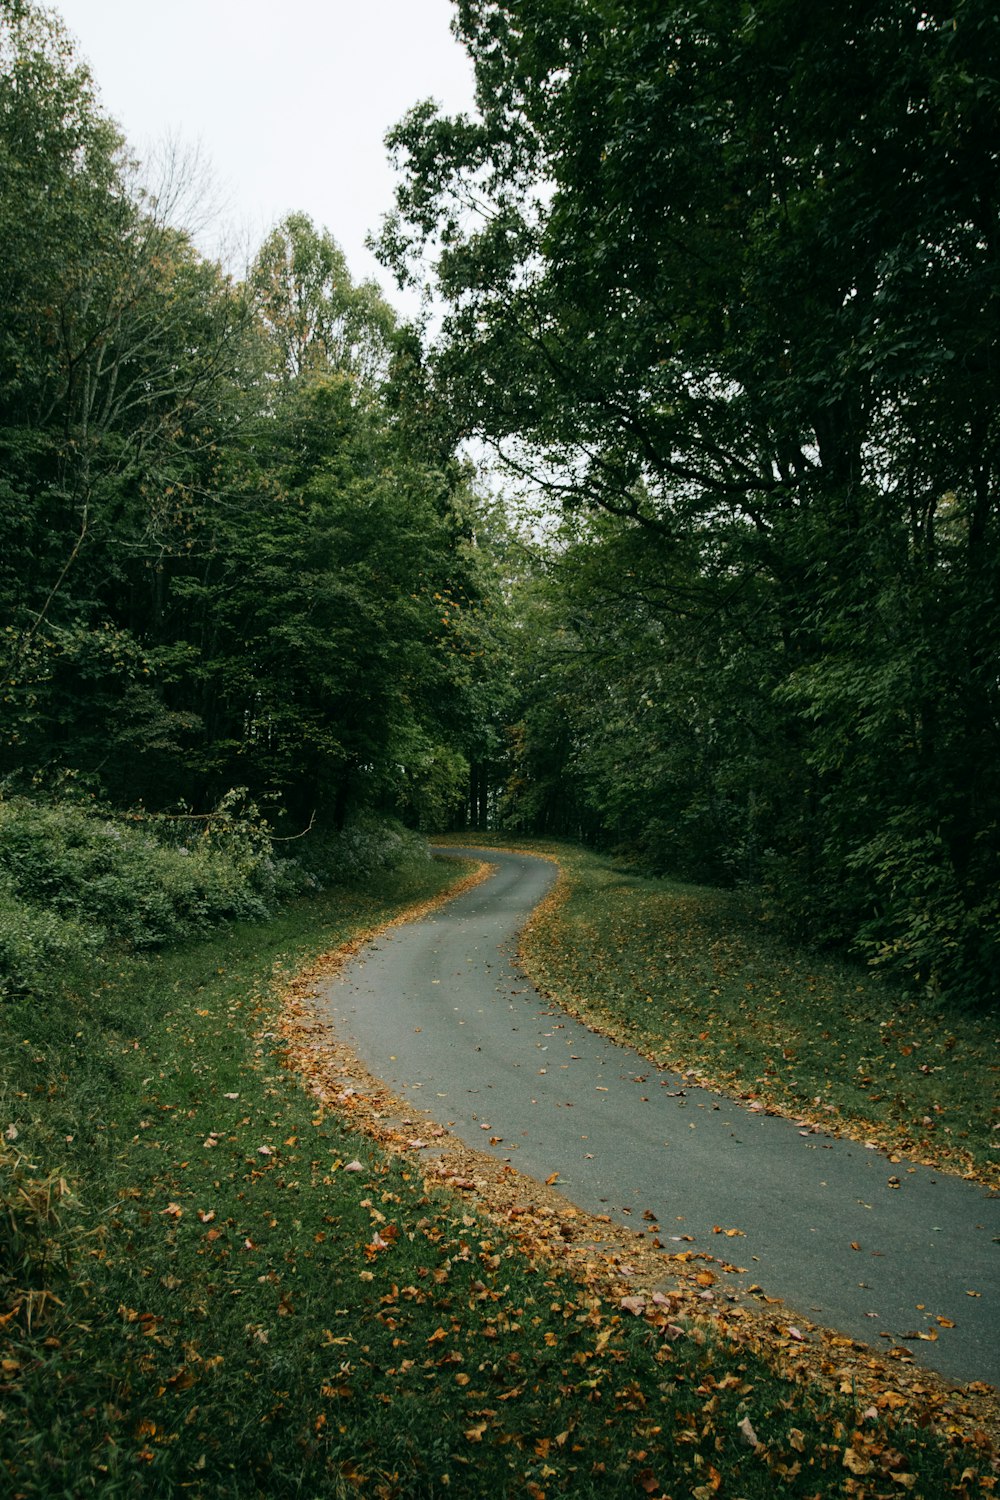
[313,847,999,1388]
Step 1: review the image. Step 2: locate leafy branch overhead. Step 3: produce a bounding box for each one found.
[379,0,1000,1005]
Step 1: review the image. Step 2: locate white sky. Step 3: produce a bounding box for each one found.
[50,0,479,316]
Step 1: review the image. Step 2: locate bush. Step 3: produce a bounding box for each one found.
[0,797,432,1001]
[290,813,430,888]
[850,824,1000,1008]
[0,879,100,1001]
[0,794,284,981]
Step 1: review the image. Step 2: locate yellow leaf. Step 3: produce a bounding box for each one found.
[844,1448,875,1476]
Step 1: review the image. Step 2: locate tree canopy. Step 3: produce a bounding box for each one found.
[0,0,497,835]
[378,0,1000,1003]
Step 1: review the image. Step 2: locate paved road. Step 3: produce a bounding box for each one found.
[314,847,999,1387]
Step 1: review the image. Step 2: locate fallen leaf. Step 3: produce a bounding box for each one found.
[737,1415,759,1448]
[844,1447,875,1476]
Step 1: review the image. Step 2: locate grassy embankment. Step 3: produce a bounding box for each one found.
[476,837,998,1188]
[1,845,996,1496]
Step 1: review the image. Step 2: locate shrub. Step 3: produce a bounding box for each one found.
[290,813,430,888]
[0,880,100,1001]
[850,823,1000,1008]
[0,793,282,970]
[0,797,430,1001]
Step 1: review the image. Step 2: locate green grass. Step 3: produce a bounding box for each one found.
[0,852,994,1495]
[448,835,998,1186]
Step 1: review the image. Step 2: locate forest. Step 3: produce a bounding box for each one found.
[1,5,998,1495]
[2,0,998,1008]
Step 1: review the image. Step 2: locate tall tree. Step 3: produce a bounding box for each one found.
[0,8,496,837]
[251,213,395,388]
[380,0,1000,1001]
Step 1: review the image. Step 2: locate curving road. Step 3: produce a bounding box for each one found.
[313,847,999,1387]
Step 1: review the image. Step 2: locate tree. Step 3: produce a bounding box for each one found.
[0,7,497,839]
[380,0,1000,1002]
[251,212,395,388]
[0,2,259,797]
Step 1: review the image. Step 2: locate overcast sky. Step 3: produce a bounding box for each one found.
[51,0,478,314]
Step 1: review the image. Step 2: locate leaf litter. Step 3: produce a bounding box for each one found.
[278,858,1000,1482]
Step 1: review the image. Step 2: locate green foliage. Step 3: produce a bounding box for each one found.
[0,878,98,1001]
[381,0,1000,1004]
[0,9,497,839]
[251,211,396,386]
[850,821,1000,1005]
[0,795,282,984]
[291,812,432,887]
[0,787,444,1002]
[392,738,470,831]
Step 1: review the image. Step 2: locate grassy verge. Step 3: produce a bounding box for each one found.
[0,853,995,1496]
[441,836,998,1187]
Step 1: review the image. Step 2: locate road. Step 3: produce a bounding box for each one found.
[313,847,999,1387]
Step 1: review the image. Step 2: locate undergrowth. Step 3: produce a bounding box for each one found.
[0,794,426,1002]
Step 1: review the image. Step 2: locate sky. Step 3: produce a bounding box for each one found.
[50,0,479,315]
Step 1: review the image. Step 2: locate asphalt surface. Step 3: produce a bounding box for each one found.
[314,847,999,1387]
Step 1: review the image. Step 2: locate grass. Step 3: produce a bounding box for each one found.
[442,836,998,1188]
[0,849,996,1496]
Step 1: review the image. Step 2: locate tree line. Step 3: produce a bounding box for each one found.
[3,0,997,1008]
[378,0,999,1007]
[0,0,492,838]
